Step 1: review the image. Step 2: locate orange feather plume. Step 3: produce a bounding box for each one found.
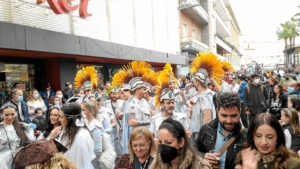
[112,61,152,87]
[155,63,177,108]
[190,52,224,87]
[74,66,98,90]
[222,62,235,72]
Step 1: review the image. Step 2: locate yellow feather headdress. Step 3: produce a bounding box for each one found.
[142,69,159,92]
[155,63,177,108]
[222,62,235,72]
[112,61,152,87]
[74,66,98,90]
[190,52,224,87]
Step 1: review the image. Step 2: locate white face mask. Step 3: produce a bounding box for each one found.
[81,112,87,118]
[57,95,63,98]
[54,101,60,105]
[254,79,260,84]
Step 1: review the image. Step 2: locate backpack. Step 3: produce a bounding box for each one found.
[246,85,266,101]
[246,85,264,94]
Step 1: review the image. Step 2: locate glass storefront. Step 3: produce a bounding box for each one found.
[0,64,35,98]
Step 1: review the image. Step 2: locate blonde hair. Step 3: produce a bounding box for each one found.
[128,127,157,163]
[282,108,300,135]
[27,89,44,102]
[26,153,77,169]
[81,101,98,118]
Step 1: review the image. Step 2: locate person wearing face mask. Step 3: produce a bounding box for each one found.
[27,89,47,121]
[151,118,211,169]
[280,74,293,89]
[149,67,190,139]
[31,108,47,132]
[244,74,268,123]
[286,81,300,97]
[8,89,31,123]
[56,90,67,105]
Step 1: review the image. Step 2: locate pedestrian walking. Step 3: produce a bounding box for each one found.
[236,113,300,169]
[39,82,55,109]
[195,92,247,169]
[27,89,47,121]
[269,84,287,120]
[151,118,212,169]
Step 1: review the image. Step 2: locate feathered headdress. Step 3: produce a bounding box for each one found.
[142,69,159,93]
[190,52,224,88]
[74,66,98,91]
[155,63,176,108]
[106,86,120,96]
[222,62,235,72]
[112,61,152,91]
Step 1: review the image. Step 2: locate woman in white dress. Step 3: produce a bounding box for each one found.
[27,89,47,121]
[52,102,95,169]
[0,103,35,169]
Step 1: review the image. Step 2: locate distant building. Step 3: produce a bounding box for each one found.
[241,39,285,70]
[178,0,242,74]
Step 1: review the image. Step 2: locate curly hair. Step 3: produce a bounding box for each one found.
[216,92,240,111]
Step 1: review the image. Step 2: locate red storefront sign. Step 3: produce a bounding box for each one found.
[36,0,92,18]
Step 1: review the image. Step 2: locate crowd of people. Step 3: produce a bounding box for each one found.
[1,52,300,169]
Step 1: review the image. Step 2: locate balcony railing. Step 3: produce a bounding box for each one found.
[181,36,209,54]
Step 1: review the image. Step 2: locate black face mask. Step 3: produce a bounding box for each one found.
[159,144,181,163]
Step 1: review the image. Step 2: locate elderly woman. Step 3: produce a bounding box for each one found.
[115,127,157,169]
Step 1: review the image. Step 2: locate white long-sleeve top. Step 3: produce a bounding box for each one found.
[0,123,34,169]
[27,100,47,121]
[284,128,292,148]
[57,127,95,169]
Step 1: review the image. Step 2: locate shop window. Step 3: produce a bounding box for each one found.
[0,64,35,99]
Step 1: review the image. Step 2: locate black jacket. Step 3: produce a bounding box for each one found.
[282,124,300,153]
[244,83,268,114]
[269,94,287,119]
[195,119,248,169]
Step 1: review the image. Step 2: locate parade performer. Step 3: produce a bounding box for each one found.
[219,62,235,92]
[103,86,123,157]
[112,60,153,154]
[149,63,190,138]
[165,64,187,113]
[189,52,224,145]
[143,70,159,115]
[73,66,98,104]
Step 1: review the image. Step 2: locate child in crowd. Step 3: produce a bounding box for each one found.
[280,108,300,153]
[32,108,47,132]
[287,96,300,123]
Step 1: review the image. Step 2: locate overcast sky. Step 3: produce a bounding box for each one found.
[230,0,300,42]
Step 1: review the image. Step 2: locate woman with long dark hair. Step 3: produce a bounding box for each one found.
[54,102,95,168]
[0,103,35,169]
[37,106,61,140]
[236,113,300,169]
[151,118,211,169]
[269,84,287,119]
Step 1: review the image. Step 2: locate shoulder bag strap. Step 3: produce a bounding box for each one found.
[219,127,244,156]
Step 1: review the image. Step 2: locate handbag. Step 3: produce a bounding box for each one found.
[98,132,116,169]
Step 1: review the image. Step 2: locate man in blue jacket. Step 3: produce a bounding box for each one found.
[8,89,31,123]
[238,74,248,128]
[39,83,55,108]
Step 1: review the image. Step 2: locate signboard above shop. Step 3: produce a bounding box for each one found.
[36,0,92,18]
